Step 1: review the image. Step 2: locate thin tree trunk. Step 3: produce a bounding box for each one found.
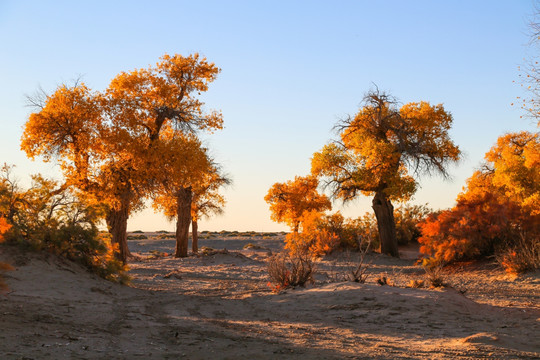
[191,218,199,254]
[106,193,131,264]
[175,186,192,258]
[372,191,399,258]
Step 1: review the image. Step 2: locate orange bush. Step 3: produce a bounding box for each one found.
[419,174,528,263]
[419,132,539,272]
[0,217,10,241]
[284,211,340,257]
[0,216,14,291]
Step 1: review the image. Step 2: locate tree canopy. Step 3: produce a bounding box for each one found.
[312,90,461,257]
[265,176,331,233]
[21,53,223,263]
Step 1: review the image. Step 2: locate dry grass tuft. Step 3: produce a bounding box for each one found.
[498,235,540,276]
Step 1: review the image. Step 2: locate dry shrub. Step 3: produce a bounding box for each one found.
[267,250,314,291]
[127,234,148,240]
[243,243,263,250]
[343,239,372,283]
[498,233,540,275]
[200,246,228,256]
[327,237,373,284]
[408,279,425,288]
[421,258,447,288]
[376,275,393,286]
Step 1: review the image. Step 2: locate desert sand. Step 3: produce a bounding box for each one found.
[0,233,538,359]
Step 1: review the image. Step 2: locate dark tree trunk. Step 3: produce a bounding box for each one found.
[175,186,192,258]
[106,193,131,264]
[372,191,399,258]
[191,218,199,254]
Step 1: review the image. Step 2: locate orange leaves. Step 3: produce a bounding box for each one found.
[265,176,331,232]
[21,54,224,263]
[312,90,460,203]
[150,134,226,221]
[419,132,539,266]
[22,53,223,213]
[484,131,539,216]
[0,216,10,243]
[283,211,340,257]
[419,176,523,263]
[21,84,102,172]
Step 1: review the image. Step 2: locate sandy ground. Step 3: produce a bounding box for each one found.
[0,233,539,359]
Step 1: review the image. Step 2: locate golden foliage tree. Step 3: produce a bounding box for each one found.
[419,131,539,272]
[485,131,539,215]
[151,134,226,257]
[312,90,461,257]
[21,54,222,263]
[265,176,331,233]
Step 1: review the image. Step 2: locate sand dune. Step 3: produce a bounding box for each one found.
[0,235,538,359]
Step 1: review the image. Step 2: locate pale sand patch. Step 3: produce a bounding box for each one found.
[0,234,538,359]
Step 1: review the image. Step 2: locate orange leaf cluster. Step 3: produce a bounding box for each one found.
[21,54,225,262]
[0,216,10,242]
[419,132,539,265]
[265,176,331,232]
[312,94,460,202]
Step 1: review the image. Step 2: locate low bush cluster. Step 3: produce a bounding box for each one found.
[0,165,129,283]
[418,132,539,275]
[127,234,148,240]
[283,211,370,258]
[284,204,432,259]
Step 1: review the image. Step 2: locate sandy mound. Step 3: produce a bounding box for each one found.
[1,241,539,359]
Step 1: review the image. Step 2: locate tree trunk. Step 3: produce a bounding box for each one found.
[191,218,199,254]
[175,186,192,258]
[372,191,399,258]
[106,194,131,264]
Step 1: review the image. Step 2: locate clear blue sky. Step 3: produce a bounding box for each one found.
[0,0,537,231]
